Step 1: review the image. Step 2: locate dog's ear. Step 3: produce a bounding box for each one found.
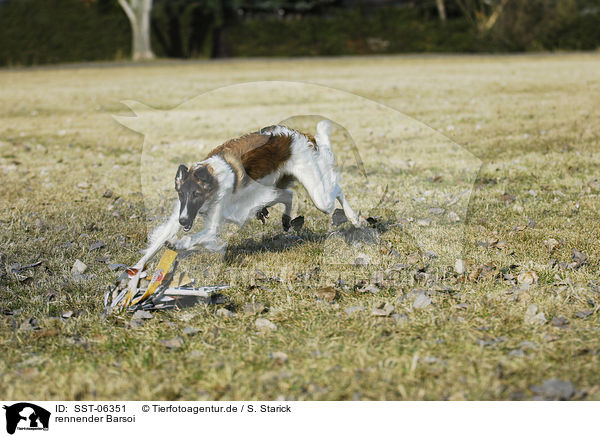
[193,166,212,184]
[175,164,188,191]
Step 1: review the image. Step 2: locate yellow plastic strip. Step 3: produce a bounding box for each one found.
[130,249,178,306]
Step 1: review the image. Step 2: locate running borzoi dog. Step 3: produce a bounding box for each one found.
[133,120,360,270]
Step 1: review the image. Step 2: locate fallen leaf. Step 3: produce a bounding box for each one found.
[160,337,184,349]
[332,209,348,226]
[544,239,560,253]
[518,271,538,285]
[290,216,304,232]
[315,286,337,302]
[551,316,569,327]
[243,302,265,315]
[372,302,394,317]
[575,310,593,319]
[89,241,105,251]
[571,249,588,269]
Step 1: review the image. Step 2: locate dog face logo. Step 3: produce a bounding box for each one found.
[175,164,218,232]
[3,403,50,434]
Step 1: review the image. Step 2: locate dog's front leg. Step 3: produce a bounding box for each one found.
[134,202,181,269]
[181,202,226,252]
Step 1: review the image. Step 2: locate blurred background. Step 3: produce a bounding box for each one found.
[0,0,599,66]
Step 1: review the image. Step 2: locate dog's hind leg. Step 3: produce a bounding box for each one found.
[334,184,360,227]
[265,189,293,230]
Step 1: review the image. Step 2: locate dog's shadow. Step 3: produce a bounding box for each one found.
[217,219,396,265]
[173,216,411,267]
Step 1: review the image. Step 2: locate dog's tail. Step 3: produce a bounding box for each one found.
[315,120,332,149]
[315,120,335,167]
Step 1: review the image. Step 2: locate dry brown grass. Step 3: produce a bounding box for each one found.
[1,53,599,400]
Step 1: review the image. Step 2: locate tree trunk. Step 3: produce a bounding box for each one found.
[436,0,447,22]
[118,0,155,61]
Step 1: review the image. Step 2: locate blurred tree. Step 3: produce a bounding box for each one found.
[436,0,447,21]
[455,0,509,32]
[117,0,155,59]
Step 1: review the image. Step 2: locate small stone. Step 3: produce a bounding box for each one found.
[372,302,394,317]
[216,308,233,318]
[183,326,201,336]
[412,293,432,309]
[160,337,184,349]
[71,259,87,275]
[255,318,277,332]
[132,310,153,320]
[353,253,371,266]
[61,311,74,319]
[77,181,89,189]
[534,379,575,400]
[524,304,546,325]
[271,351,288,363]
[448,211,460,222]
[417,218,432,227]
[454,259,465,275]
[544,238,560,253]
[102,190,113,198]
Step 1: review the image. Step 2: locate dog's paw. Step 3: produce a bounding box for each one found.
[256,207,269,224]
[282,214,291,231]
[166,236,192,251]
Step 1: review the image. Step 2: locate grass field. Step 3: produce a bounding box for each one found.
[1,53,599,400]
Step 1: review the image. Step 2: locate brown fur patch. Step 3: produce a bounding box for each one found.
[221,152,248,192]
[207,132,293,183]
[276,174,296,189]
[305,133,317,149]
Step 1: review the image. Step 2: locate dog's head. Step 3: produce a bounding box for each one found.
[175,164,218,232]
